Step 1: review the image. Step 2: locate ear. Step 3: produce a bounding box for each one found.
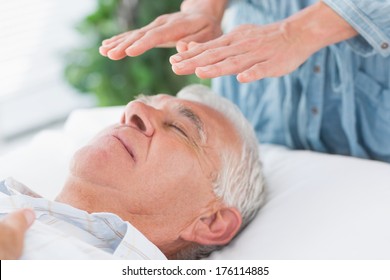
[180,208,242,246]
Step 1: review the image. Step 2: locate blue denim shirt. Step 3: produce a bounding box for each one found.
[214,0,390,162]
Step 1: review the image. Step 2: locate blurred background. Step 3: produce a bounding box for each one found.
[0,0,204,154]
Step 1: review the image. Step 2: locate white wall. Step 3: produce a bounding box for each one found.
[0,0,97,149]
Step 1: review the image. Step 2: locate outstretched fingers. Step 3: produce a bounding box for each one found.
[237,60,289,83]
[195,54,256,79]
[99,16,169,59]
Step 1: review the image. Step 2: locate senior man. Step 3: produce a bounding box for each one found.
[0,85,265,260]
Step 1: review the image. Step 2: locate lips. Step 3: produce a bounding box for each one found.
[112,134,136,161]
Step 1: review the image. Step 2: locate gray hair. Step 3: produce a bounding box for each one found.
[176,84,266,259]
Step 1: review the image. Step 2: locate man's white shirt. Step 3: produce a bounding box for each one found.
[0,178,167,260]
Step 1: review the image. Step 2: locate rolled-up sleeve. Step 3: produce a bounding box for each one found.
[322,0,390,57]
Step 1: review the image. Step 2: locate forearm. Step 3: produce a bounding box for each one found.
[181,0,227,23]
[283,1,358,55]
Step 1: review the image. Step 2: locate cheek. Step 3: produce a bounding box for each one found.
[69,139,133,188]
[140,146,213,213]
[153,136,218,181]
[147,143,200,186]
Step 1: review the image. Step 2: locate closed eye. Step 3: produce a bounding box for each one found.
[169,122,188,138]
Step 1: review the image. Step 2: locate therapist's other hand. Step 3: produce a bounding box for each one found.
[0,208,35,260]
[170,23,314,83]
[170,1,358,83]
[99,11,222,60]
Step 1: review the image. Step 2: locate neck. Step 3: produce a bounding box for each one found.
[56,175,190,258]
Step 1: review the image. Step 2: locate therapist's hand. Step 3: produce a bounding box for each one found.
[170,23,313,83]
[0,208,35,260]
[99,0,227,60]
[99,12,222,60]
[170,1,358,83]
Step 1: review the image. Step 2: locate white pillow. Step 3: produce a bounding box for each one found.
[209,145,390,259]
[1,107,390,259]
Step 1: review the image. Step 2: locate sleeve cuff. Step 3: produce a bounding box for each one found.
[322,0,390,57]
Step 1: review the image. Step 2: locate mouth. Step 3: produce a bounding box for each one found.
[112,135,136,161]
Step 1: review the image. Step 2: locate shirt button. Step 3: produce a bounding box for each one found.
[381,42,389,49]
[311,107,319,115]
[313,65,321,73]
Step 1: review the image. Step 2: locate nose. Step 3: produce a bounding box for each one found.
[121,101,156,137]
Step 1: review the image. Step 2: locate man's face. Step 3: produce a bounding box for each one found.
[59,94,240,246]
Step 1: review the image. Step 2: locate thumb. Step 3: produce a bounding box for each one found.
[176,40,190,53]
[2,208,35,232]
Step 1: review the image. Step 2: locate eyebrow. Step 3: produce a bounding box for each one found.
[135,94,207,143]
[175,103,207,144]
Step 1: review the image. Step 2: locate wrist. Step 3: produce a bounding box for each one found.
[284,1,358,54]
[181,0,227,23]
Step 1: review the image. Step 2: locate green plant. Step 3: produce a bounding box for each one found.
[64,0,206,106]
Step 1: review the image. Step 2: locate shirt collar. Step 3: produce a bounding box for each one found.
[1,177,167,260]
